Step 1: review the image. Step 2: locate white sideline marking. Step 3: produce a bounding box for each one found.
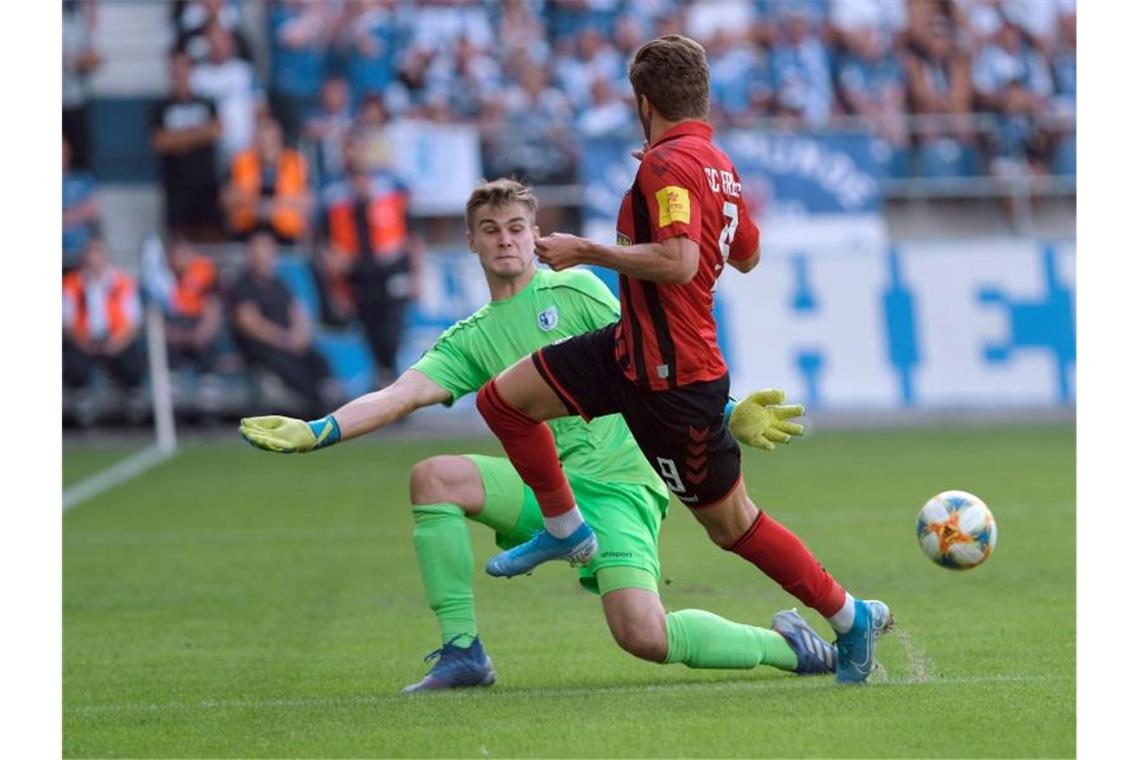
[62,444,175,513]
[66,673,1071,715]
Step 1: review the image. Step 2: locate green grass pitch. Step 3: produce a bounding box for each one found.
[63,423,1075,757]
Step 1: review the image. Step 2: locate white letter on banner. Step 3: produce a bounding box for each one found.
[904,241,1060,407]
[718,251,896,409]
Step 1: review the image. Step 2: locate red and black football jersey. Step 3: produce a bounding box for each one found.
[613,121,760,390]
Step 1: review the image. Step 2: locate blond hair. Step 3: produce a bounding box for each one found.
[465,178,539,231]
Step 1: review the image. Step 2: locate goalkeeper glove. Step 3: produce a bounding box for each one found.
[239,414,341,453]
[726,389,805,451]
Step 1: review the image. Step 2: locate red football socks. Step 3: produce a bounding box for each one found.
[727,511,848,618]
[475,379,576,518]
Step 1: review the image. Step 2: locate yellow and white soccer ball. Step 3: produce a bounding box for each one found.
[916,490,997,570]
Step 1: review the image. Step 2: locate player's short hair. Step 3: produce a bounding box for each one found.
[465,178,539,231]
[628,34,710,121]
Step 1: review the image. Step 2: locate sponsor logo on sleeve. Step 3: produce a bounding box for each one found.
[655,185,691,227]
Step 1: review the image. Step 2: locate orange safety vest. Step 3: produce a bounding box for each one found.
[229,149,308,239]
[326,192,408,261]
[62,269,138,341]
[170,255,218,319]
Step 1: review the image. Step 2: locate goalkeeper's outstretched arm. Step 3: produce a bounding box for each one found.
[240,369,451,453]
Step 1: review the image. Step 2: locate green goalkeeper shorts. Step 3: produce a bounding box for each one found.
[466,454,667,595]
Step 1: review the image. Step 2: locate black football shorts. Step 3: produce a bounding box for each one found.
[533,323,742,508]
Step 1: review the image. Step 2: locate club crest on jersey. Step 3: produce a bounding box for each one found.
[616,232,631,247]
[538,306,559,331]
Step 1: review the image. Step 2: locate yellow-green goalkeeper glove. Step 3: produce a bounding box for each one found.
[239,415,341,453]
[726,389,806,451]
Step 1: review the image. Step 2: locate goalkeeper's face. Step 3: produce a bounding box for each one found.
[468,202,539,281]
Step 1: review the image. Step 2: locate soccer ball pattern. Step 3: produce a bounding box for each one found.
[916,490,997,570]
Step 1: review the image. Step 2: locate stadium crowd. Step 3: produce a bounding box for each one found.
[61,0,1077,425]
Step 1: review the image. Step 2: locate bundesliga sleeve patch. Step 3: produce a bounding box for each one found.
[655,186,691,227]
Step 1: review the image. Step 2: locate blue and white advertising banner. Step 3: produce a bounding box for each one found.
[716,240,1075,410]
[386,121,482,215]
[580,130,887,254]
[389,239,1074,413]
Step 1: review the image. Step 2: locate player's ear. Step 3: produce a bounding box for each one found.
[638,93,652,120]
[465,228,476,253]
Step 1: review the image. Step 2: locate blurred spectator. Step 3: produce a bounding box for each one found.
[830,0,906,47]
[488,61,575,183]
[1001,0,1073,55]
[972,17,1054,173]
[317,162,422,384]
[63,135,99,273]
[391,44,440,118]
[442,35,504,120]
[1050,8,1075,121]
[152,51,224,241]
[267,0,331,145]
[143,234,224,376]
[63,237,146,421]
[685,0,754,44]
[575,76,631,137]
[837,25,907,147]
[707,30,772,128]
[903,14,977,175]
[303,76,355,183]
[228,230,336,417]
[1049,7,1075,175]
[350,95,396,177]
[222,117,313,243]
[62,0,102,171]
[339,0,409,109]
[496,0,551,64]
[409,0,494,54]
[190,24,263,161]
[552,28,623,112]
[173,0,252,64]
[545,0,624,40]
[770,6,835,127]
[951,0,1004,52]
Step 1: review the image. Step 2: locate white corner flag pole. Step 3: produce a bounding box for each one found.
[145,301,178,456]
[63,235,179,512]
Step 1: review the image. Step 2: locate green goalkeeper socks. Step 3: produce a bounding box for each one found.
[412,503,477,648]
[665,609,799,672]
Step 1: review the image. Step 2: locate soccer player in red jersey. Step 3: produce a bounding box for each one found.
[475,35,892,682]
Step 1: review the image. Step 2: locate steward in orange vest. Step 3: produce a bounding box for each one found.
[163,236,223,372]
[223,117,311,242]
[316,165,421,382]
[62,237,145,392]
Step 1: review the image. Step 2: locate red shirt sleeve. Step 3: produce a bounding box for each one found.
[728,192,760,262]
[636,150,702,244]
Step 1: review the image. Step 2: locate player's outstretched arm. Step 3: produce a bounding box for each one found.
[239,369,450,453]
[536,233,700,284]
[725,389,806,451]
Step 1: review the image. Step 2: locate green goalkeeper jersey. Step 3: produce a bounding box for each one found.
[411,267,669,506]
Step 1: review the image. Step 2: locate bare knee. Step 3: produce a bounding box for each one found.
[603,590,668,663]
[611,620,668,663]
[691,484,760,548]
[408,456,484,514]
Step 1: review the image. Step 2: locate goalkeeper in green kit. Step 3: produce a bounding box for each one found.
[241,179,832,692]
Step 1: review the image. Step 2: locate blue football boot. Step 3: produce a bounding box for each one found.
[402,636,496,693]
[835,599,893,684]
[485,522,598,578]
[771,608,837,675]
